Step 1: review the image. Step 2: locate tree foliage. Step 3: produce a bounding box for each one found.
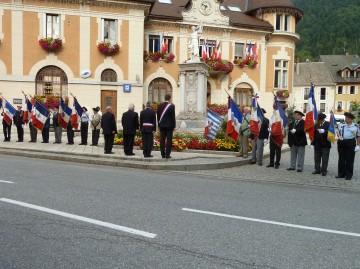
[293,0,360,61]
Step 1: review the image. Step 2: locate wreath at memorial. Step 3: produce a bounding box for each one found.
[38,38,63,52]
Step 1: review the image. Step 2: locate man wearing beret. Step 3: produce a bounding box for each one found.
[336,112,360,180]
[311,113,331,176]
[287,111,307,172]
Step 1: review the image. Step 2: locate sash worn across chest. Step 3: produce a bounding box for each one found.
[159,103,171,124]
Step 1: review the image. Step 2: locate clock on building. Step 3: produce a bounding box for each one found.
[199,0,213,15]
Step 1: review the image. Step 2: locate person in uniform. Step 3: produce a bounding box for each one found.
[121,103,139,156]
[101,106,117,154]
[250,108,269,166]
[41,116,50,143]
[1,112,11,142]
[52,106,62,144]
[336,112,360,180]
[236,107,251,158]
[66,119,74,145]
[311,113,331,176]
[287,111,307,172]
[140,101,156,158]
[157,94,176,159]
[13,105,24,142]
[79,107,89,145]
[28,114,37,143]
[90,107,101,146]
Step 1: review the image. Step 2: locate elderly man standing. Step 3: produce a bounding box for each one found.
[287,111,307,172]
[236,107,251,158]
[121,103,139,156]
[101,106,117,154]
[336,112,360,180]
[140,101,156,158]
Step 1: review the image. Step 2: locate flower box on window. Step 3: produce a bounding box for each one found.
[143,51,175,63]
[97,42,120,56]
[38,38,62,52]
[204,59,234,74]
[276,89,290,99]
[233,58,258,69]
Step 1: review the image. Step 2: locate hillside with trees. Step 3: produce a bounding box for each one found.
[293,0,360,61]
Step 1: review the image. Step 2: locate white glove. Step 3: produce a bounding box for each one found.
[318,129,324,133]
[355,145,360,152]
[268,127,271,132]
[263,139,268,144]
[339,137,344,141]
[21,124,24,128]
[291,129,296,134]
[310,145,314,150]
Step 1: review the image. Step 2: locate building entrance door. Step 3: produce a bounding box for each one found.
[101,90,117,119]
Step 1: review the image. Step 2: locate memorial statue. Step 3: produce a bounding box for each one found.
[188,22,203,62]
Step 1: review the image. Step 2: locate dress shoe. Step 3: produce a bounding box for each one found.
[166,156,172,159]
[335,175,345,179]
[345,177,352,180]
[312,171,321,175]
[16,140,22,142]
[251,161,256,164]
[144,155,154,158]
[297,169,303,172]
[274,165,280,169]
[66,142,74,145]
[286,168,295,171]
[266,164,274,168]
[90,144,97,146]
[162,156,166,159]
[79,143,87,145]
[29,140,34,143]
[321,171,327,176]
[243,155,248,159]
[3,139,7,142]
[41,141,48,143]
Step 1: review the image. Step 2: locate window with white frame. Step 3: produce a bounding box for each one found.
[320,87,326,100]
[337,86,343,94]
[234,43,245,60]
[303,87,310,100]
[274,60,288,89]
[336,101,343,110]
[45,14,60,38]
[320,103,326,113]
[275,14,290,31]
[149,35,173,53]
[199,39,215,59]
[102,19,117,44]
[350,86,355,94]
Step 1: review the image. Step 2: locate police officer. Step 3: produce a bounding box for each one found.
[287,111,307,172]
[311,113,331,176]
[13,105,24,142]
[336,112,360,180]
[140,101,156,158]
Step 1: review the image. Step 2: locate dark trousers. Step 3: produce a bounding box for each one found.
[338,140,356,178]
[104,134,115,153]
[123,134,135,155]
[314,148,330,172]
[42,127,49,142]
[29,123,37,142]
[160,128,173,157]
[92,129,100,145]
[3,123,11,141]
[269,139,281,166]
[67,128,74,144]
[142,132,154,156]
[16,125,24,141]
[80,122,89,144]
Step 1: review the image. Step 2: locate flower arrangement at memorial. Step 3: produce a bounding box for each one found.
[205,59,234,73]
[275,90,290,99]
[97,42,120,56]
[33,95,69,109]
[233,58,258,69]
[207,104,228,116]
[38,38,63,52]
[143,51,175,63]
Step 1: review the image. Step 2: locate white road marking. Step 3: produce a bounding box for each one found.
[182,208,360,238]
[1,198,157,239]
[0,180,15,184]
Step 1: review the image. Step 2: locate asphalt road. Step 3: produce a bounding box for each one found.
[1,155,360,269]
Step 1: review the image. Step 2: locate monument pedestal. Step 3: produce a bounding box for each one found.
[177,62,209,129]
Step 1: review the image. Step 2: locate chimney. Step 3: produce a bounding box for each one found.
[296,57,300,75]
[245,0,248,11]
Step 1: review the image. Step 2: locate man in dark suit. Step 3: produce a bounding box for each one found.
[13,105,24,142]
[311,113,331,176]
[157,94,176,159]
[121,103,139,156]
[140,101,156,158]
[101,106,117,154]
[287,110,308,172]
[1,112,11,142]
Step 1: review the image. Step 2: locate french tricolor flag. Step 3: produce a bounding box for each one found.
[3,100,16,125]
[304,83,317,141]
[31,100,50,131]
[71,98,83,130]
[59,98,72,129]
[161,32,167,54]
[23,97,33,124]
[226,97,243,142]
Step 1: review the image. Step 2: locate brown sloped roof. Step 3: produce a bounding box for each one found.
[149,0,189,20]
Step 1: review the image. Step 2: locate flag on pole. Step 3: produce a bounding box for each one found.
[31,100,50,130]
[216,41,221,61]
[304,83,317,141]
[249,94,264,137]
[161,32,167,54]
[246,42,253,60]
[205,109,223,140]
[71,97,83,130]
[202,38,207,60]
[327,111,336,143]
[3,100,16,125]
[23,97,33,124]
[59,98,72,129]
[274,96,288,127]
[226,97,242,141]
[213,40,218,60]
[252,42,257,61]
[270,96,286,147]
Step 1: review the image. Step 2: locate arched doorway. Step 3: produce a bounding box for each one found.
[233,83,253,107]
[35,66,68,98]
[148,78,172,104]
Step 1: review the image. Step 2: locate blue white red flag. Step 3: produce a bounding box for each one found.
[246,42,253,59]
[32,100,50,130]
[161,32,167,54]
[202,38,207,60]
[304,83,317,141]
[226,97,242,141]
[205,109,223,140]
[216,41,221,61]
[59,98,72,129]
[23,97,33,124]
[274,96,288,127]
[3,100,16,125]
[72,98,82,130]
[0,98,2,109]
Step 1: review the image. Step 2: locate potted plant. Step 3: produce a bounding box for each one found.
[97,42,120,56]
[38,38,62,52]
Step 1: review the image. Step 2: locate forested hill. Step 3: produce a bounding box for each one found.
[293,0,360,61]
